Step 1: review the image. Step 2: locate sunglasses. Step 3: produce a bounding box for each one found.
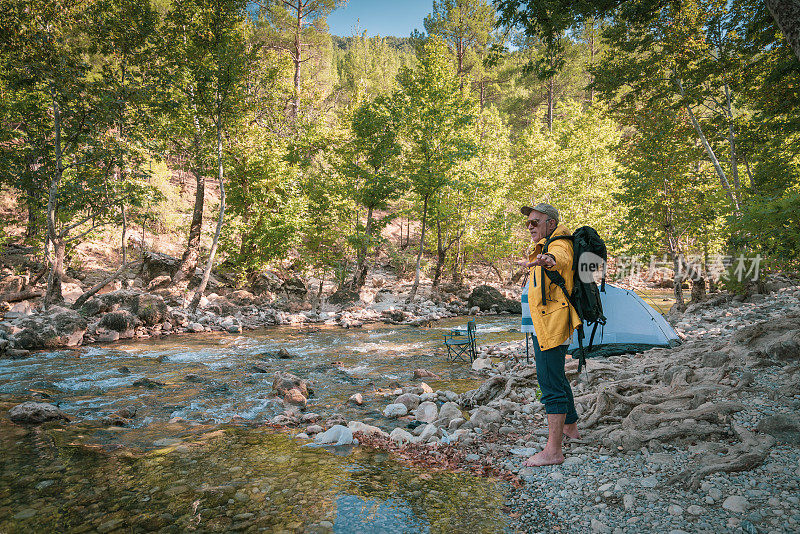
[526,218,551,229]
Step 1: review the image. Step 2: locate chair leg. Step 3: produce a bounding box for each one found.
[525,333,529,364]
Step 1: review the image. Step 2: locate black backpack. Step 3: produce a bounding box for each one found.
[541,226,608,372]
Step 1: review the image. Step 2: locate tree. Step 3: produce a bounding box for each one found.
[265,0,340,118]
[338,95,402,290]
[0,0,159,306]
[424,0,495,92]
[395,37,478,301]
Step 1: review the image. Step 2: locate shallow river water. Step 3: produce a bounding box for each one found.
[0,290,675,533]
[1,316,527,533]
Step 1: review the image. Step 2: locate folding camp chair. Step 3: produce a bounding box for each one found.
[444,319,477,362]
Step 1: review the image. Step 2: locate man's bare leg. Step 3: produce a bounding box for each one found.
[524,414,566,466]
[563,422,580,440]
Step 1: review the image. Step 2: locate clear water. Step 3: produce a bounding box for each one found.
[0,316,521,533]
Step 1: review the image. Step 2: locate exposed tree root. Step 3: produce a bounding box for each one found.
[669,424,776,489]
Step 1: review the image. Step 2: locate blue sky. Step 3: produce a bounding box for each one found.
[327,0,433,38]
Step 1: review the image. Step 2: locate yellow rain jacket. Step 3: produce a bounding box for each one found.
[527,225,581,351]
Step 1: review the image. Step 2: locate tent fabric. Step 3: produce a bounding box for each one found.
[567,284,680,358]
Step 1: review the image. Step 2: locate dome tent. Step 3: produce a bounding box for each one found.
[567,284,680,358]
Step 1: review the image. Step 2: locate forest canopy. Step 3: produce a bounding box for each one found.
[1,0,798,309]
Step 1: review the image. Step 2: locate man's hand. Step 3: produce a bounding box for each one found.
[517,254,556,269]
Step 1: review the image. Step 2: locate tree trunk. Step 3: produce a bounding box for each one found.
[451,234,463,285]
[676,77,740,213]
[45,92,64,308]
[409,194,429,302]
[292,1,302,118]
[173,167,205,286]
[672,254,685,311]
[432,213,445,287]
[353,206,373,290]
[547,76,554,132]
[190,122,226,312]
[765,0,800,62]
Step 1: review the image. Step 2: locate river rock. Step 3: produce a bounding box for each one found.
[419,382,433,394]
[100,310,139,333]
[131,294,168,326]
[142,251,181,280]
[132,378,164,389]
[272,371,312,398]
[471,358,492,371]
[413,368,440,379]
[349,393,363,405]
[13,308,88,349]
[722,495,750,513]
[5,300,35,319]
[415,401,438,423]
[435,401,463,426]
[283,388,307,407]
[9,402,69,424]
[383,403,408,418]
[467,285,521,313]
[756,413,800,445]
[418,423,438,442]
[389,427,415,446]
[448,417,466,431]
[305,424,323,435]
[394,393,421,411]
[469,406,502,431]
[277,348,292,359]
[348,421,389,438]
[186,322,205,333]
[314,425,357,446]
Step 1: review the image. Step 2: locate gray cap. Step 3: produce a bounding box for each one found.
[521,203,559,222]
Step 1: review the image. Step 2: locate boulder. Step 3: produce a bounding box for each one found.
[147,275,172,291]
[394,393,421,411]
[469,406,503,431]
[389,427,416,446]
[314,425,357,446]
[328,286,359,305]
[132,378,164,389]
[471,358,492,372]
[418,423,438,442]
[9,402,69,424]
[100,310,139,333]
[13,309,87,349]
[383,403,408,418]
[415,401,438,423]
[283,388,307,407]
[413,368,440,380]
[272,371,313,398]
[5,300,36,319]
[756,414,800,445]
[131,294,168,326]
[467,285,521,313]
[142,251,181,281]
[436,402,463,426]
[349,393,363,405]
[348,421,389,438]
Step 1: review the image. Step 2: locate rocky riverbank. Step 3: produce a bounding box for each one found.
[268,284,798,534]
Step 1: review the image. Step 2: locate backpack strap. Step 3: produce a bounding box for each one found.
[541,235,573,304]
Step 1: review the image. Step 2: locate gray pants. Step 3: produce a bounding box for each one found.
[533,337,578,425]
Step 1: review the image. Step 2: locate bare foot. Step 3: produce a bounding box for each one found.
[563,423,581,440]
[523,450,564,467]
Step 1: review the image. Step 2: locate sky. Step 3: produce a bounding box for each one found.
[327,0,433,38]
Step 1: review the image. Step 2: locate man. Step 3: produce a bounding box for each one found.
[519,203,581,467]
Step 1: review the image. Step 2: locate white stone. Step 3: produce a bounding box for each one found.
[668,504,683,516]
[383,403,408,418]
[415,401,438,423]
[347,421,388,438]
[722,495,750,513]
[436,402,463,425]
[418,423,438,442]
[471,357,492,371]
[313,425,357,446]
[640,475,658,488]
[349,393,363,405]
[686,505,704,515]
[389,427,415,446]
[419,382,433,394]
[623,494,635,510]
